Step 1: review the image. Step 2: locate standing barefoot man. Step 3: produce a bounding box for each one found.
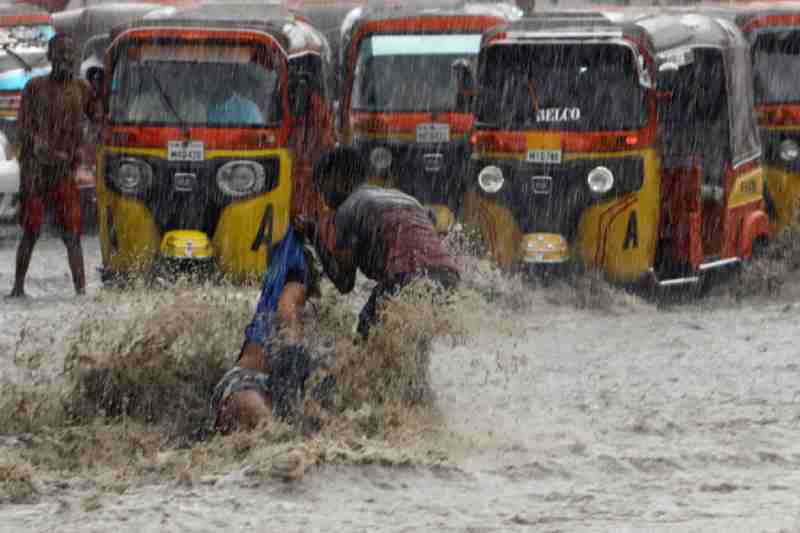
[8,33,97,298]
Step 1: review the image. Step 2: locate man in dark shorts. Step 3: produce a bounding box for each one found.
[8,33,97,298]
[299,150,461,340]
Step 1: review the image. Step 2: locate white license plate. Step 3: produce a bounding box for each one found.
[167,140,204,162]
[416,123,450,144]
[527,149,562,164]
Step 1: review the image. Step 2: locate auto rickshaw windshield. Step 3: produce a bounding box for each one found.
[752,30,800,105]
[352,33,482,113]
[475,43,647,132]
[109,42,281,128]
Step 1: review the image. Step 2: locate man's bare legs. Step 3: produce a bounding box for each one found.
[9,230,85,298]
[217,282,308,430]
[63,233,85,295]
[8,230,38,298]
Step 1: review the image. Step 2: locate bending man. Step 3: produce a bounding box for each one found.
[299,150,460,340]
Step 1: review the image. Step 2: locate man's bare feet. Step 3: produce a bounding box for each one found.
[6,288,27,299]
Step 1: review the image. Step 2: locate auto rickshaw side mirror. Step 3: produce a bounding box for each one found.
[657,62,679,96]
[290,76,311,119]
[452,58,475,113]
[87,66,104,97]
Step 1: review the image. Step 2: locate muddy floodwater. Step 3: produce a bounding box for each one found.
[2,226,800,532]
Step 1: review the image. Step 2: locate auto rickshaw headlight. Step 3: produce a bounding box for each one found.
[478,165,504,193]
[587,166,614,195]
[780,139,799,162]
[369,147,392,171]
[216,161,266,197]
[113,158,152,194]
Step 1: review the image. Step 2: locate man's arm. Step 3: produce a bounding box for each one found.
[299,210,356,294]
[17,81,36,154]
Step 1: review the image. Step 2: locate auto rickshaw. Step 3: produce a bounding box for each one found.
[52,3,177,233]
[723,3,800,235]
[464,12,769,288]
[339,0,518,232]
[96,2,335,281]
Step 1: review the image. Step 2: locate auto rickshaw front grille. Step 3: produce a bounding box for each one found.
[762,131,800,172]
[104,153,281,237]
[473,155,644,236]
[356,140,470,207]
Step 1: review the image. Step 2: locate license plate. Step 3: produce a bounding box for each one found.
[168,140,204,162]
[416,123,450,144]
[527,149,562,164]
[531,176,552,195]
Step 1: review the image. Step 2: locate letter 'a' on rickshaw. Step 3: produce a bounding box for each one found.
[96,2,335,282]
[464,12,770,288]
[729,3,800,236]
[339,0,517,233]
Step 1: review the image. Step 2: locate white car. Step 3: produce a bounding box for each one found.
[0,130,20,223]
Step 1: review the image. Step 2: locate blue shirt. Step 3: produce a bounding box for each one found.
[208,93,264,125]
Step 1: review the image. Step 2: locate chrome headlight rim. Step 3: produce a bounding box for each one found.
[369,146,393,171]
[216,160,266,198]
[780,139,799,162]
[112,157,153,195]
[478,165,504,194]
[587,165,615,195]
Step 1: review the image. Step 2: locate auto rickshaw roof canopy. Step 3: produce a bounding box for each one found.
[110,1,330,59]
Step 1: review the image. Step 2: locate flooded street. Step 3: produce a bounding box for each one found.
[2,229,800,532]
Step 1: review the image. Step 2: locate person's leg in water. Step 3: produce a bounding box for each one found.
[62,232,85,295]
[215,281,307,430]
[57,179,86,295]
[356,273,413,340]
[9,190,45,298]
[9,228,39,298]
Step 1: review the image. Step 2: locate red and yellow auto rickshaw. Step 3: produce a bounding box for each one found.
[464,12,769,288]
[339,0,517,232]
[96,2,335,281]
[727,2,800,235]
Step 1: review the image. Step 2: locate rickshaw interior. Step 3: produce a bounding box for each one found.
[352,33,482,114]
[751,29,800,105]
[475,42,647,131]
[109,41,281,128]
[656,46,738,269]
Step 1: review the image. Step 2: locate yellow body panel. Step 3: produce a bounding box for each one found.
[97,146,293,281]
[468,130,661,282]
[727,166,763,209]
[764,165,800,234]
[462,189,522,268]
[760,125,800,234]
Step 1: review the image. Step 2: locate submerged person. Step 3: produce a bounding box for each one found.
[209,230,322,431]
[8,33,98,299]
[297,150,461,340]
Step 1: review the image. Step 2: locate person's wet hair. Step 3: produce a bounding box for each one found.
[312,149,367,209]
[47,33,75,56]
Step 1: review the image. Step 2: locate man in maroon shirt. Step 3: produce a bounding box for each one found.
[299,151,460,339]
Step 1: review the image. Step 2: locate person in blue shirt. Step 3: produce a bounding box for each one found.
[208,84,264,125]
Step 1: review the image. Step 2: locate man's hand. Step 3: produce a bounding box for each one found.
[292,214,318,241]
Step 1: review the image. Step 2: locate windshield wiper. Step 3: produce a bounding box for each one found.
[140,61,190,136]
[2,45,32,72]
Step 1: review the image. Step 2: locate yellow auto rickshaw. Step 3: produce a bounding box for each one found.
[96,2,335,282]
[338,0,517,232]
[464,12,769,287]
[728,3,800,235]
